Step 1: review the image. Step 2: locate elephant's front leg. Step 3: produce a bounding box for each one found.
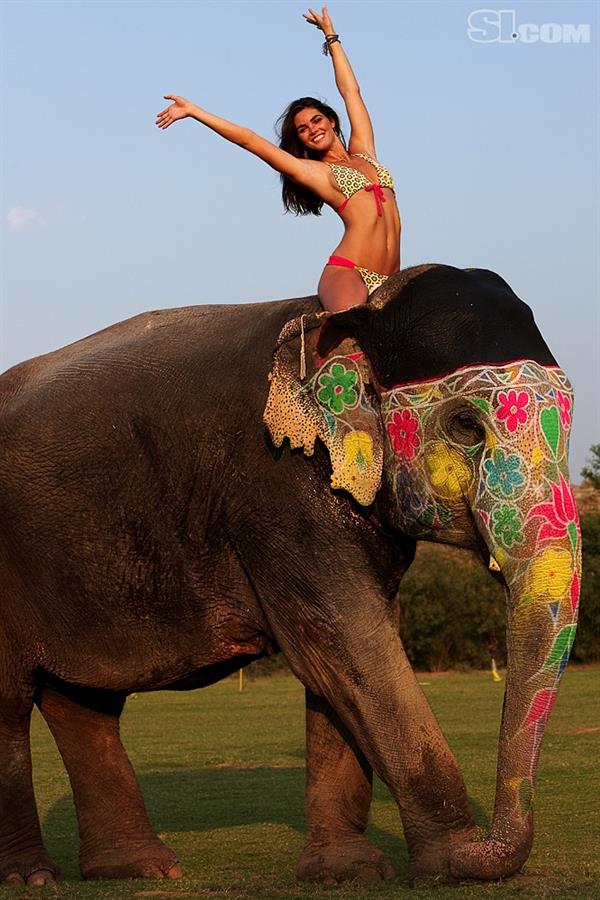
[279,612,477,882]
[297,688,395,884]
[237,492,475,881]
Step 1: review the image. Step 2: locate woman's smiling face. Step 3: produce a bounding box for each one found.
[294,107,336,153]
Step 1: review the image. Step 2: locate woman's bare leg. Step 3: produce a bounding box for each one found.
[318,266,368,313]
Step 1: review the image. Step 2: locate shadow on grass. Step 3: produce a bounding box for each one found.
[43,767,488,881]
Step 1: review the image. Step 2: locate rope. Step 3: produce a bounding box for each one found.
[299,314,307,380]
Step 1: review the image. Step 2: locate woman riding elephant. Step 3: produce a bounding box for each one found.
[155,6,401,312]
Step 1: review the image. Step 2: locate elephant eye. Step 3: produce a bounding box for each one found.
[448,412,485,446]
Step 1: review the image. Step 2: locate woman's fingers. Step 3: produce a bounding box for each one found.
[156,95,181,126]
[304,7,322,26]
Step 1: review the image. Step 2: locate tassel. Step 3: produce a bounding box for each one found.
[299,314,307,381]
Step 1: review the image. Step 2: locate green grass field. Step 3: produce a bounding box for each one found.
[6,667,599,899]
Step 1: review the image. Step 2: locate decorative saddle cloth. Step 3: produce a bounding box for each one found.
[262,309,383,506]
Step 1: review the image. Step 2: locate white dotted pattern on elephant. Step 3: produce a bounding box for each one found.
[264,314,383,506]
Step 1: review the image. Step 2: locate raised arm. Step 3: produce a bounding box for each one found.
[155,95,326,190]
[303,6,376,157]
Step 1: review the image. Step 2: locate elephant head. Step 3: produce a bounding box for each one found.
[263,264,581,880]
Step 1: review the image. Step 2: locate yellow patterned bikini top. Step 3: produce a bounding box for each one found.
[328,152,395,217]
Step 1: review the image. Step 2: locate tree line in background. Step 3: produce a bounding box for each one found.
[581,444,600,491]
[251,446,600,674]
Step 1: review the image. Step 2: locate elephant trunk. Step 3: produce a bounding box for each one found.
[451,466,581,880]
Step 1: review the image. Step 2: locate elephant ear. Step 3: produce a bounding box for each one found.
[263,311,383,506]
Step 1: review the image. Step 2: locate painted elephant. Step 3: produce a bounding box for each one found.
[0,264,580,886]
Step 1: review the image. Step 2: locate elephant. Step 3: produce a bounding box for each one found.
[0,263,581,887]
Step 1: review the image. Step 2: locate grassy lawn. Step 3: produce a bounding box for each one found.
[5,667,598,899]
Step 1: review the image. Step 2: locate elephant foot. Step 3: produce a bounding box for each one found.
[296,832,395,884]
[408,823,479,884]
[1,852,59,886]
[81,837,182,880]
[449,816,533,881]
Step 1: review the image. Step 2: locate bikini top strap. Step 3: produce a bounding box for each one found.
[352,151,380,169]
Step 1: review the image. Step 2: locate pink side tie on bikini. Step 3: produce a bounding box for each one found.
[337,183,386,216]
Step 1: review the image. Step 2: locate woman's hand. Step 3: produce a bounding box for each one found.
[302,5,335,35]
[155,95,194,130]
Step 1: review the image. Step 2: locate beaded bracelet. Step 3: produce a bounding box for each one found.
[322,33,340,55]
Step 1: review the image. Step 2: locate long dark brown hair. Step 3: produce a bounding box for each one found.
[276,97,347,216]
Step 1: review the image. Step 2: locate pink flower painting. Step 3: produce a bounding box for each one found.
[556,391,571,428]
[528,472,579,545]
[496,390,529,433]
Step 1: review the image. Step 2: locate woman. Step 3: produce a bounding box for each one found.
[156,6,400,313]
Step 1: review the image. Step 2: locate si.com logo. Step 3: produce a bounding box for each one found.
[467,9,591,43]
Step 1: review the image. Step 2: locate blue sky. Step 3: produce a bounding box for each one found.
[1,0,598,476]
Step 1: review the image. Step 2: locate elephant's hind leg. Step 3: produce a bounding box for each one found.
[297,688,395,884]
[0,685,58,885]
[37,684,181,880]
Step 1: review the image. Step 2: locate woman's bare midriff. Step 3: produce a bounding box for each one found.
[329,187,401,275]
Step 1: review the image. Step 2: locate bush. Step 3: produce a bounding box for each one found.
[399,544,506,670]
[572,512,600,662]
[246,653,289,677]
